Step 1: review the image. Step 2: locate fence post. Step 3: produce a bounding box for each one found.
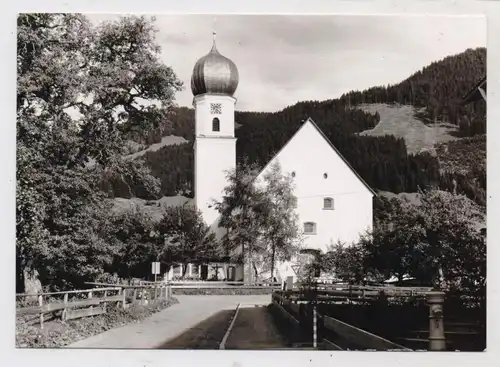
[62,292,68,322]
[122,288,127,309]
[427,291,446,351]
[103,290,108,313]
[313,305,318,349]
[133,287,138,304]
[38,294,44,329]
[88,290,93,313]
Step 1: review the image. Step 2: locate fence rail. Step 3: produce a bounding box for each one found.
[16,283,172,329]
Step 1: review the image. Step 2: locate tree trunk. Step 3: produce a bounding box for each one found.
[270,246,276,281]
[252,262,259,282]
[248,242,253,285]
[182,263,188,278]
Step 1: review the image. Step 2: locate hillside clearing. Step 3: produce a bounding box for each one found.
[124,135,189,160]
[112,195,193,221]
[357,104,458,155]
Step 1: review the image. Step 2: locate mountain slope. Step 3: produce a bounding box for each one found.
[116,47,486,205]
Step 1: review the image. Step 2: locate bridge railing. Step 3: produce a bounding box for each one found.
[272,286,445,351]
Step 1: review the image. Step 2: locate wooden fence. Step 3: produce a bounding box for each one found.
[16,283,172,329]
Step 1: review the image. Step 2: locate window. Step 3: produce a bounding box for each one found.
[212,117,220,132]
[303,222,317,235]
[323,197,334,210]
[288,196,297,209]
[210,103,222,114]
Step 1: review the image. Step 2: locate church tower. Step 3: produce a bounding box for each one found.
[191,32,239,235]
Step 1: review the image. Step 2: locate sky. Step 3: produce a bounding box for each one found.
[89,14,486,112]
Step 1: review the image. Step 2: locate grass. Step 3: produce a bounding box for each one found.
[16,298,178,348]
[357,103,458,155]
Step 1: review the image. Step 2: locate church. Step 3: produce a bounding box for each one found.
[190,34,374,282]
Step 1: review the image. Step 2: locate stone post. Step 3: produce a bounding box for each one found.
[188,263,193,277]
[427,291,446,351]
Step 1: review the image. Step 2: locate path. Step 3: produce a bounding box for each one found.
[67,295,270,349]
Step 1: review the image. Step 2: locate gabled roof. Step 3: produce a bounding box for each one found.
[256,117,377,196]
[462,76,486,105]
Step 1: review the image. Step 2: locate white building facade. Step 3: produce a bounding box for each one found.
[190,36,374,282]
[254,118,375,255]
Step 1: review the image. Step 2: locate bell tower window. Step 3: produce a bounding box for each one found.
[212,117,220,132]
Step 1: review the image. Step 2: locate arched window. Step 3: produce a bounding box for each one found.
[212,117,220,132]
[323,197,334,210]
[288,196,297,209]
[303,222,317,235]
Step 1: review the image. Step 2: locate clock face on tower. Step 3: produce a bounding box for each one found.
[210,103,222,115]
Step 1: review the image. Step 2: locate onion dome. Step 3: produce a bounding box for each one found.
[191,32,239,96]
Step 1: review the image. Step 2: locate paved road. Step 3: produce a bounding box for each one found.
[224,306,290,349]
[67,295,271,349]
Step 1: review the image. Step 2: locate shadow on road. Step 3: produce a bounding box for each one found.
[157,309,235,349]
[156,305,292,350]
[224,306,291,349]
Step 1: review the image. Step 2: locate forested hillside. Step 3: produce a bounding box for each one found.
[123,47,486,205]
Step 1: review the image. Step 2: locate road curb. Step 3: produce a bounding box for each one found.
[219,303,240,350]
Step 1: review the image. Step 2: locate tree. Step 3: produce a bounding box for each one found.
[370,190,486,295]
[213,161,303,283]
[213,161,270,283]
[107,206,158,280]
[259,162,302,280]
[16,14,183,291]
[156,205,219,277]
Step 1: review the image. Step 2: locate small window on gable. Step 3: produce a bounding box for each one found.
[304,222,317,235]
[212,117,220,132]
[288,196,297,209]
[323,197,334,210]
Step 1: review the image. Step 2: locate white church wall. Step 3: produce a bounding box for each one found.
[255,119,374,255]
[194,136,236,234]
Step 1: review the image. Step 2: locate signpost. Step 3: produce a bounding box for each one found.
[152,262,161,282]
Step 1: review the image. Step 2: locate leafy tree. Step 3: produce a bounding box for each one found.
[323,239,378,285]
[213,161,270,283]
[370,190,485,296]
[259,162,302,280]
[156,205,218,277]
[213,161,303,283]
[16,14,182,291]
[107,206,158,280]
